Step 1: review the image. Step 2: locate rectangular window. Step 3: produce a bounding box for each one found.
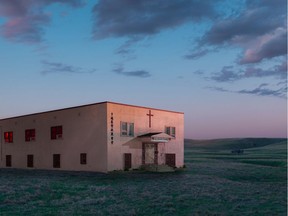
[121,122,134,137]
[4,132,13,143]
[51,126,63,140]
[80,153,87,165]
[53,154,61,168]
[27,155,34,168]
[128,123,134,136]
[6,155,11,167]
[165,126,176,138]
[25,129,36,142]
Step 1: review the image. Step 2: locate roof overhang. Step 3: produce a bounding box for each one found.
[138,132,173,143]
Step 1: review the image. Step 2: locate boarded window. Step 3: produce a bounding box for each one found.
[53,154,61,168]
[27,155,34,168]
[124,153,132,170]
[165,154,176,167]
[51,126,63,140]
[80,153,87,165]
[4,132,13,143]
[25,129,36,142]
[6,155,12,167]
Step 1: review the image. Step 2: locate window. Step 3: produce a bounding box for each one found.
[80,153,87,165]
[25,129,36,142]
[6,155,11,167]
[121,122,134,137]
[27,155,34,168]
[51,126,63,140]
[4,132,13,143]
[165,126,176,138]
[53,154,61,168]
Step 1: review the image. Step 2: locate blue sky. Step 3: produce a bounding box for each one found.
[0,0,287,139]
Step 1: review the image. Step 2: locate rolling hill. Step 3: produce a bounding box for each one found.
[184,138,287,151]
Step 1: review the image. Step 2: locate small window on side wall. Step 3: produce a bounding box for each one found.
[121,122,134,137]
[25,129,36,142]
[165,126,176,138]
[4,132,13,143]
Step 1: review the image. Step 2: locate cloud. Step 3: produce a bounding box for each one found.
[240,28,287,64]
[237,86,286,98]
[0,0,83,43]
[184,48,211,60]
[41,61,96,75]
[1,14,50,43]
[210,66,241,82]
[189,0,287,64]
[113,65,151,78]
[92,0,218,39]
[208,83,287,99]
[211,61,287,82]
[203,0,286,44]
[114,36,143,56]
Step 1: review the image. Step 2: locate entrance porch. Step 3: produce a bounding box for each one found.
[138,132,176,168]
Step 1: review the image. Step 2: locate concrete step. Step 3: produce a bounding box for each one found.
[141,164,175,172]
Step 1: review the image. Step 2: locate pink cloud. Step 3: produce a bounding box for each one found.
[0,0,83,43]
[1,15,49,43]
[188,0,287,64]
[240,28,287,64]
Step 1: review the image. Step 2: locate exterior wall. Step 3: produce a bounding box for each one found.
[0,103,108,172]
[107,103,184,171]
[0,101,184,173]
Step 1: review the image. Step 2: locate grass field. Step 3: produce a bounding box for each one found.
[0,138,287,215]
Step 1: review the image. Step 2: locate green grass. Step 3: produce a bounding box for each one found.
[0,138,287,215]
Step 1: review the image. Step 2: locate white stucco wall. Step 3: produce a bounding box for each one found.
[106,102,184,171]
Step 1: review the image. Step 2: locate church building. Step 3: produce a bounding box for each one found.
[0,101,184,173]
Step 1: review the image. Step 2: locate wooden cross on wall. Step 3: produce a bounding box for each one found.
[146,110,154,128]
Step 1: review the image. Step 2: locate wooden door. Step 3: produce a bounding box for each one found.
[27,155,34,168]
[165,154,176,167]
[53,154,61,168]
[124,153,132,170]
[145,143,155,164]
[6,155,11,167]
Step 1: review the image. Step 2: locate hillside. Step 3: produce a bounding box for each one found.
[184,138,287,151]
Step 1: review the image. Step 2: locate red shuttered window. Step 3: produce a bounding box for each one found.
[4,132,13,143]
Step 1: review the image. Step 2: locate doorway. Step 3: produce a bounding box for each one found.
[124,153,132,170]
[165,154,176,167]
[143,143,158,165]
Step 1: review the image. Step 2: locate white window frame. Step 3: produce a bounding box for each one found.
[121,122,134,137]
[165,126,176,138]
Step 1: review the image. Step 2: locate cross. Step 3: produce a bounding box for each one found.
[146,110,154,128]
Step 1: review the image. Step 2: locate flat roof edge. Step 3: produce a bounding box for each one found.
[0,101,184,121]
[107,101,184,114]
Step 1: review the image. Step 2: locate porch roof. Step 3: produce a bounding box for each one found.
[138,132,173,143]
